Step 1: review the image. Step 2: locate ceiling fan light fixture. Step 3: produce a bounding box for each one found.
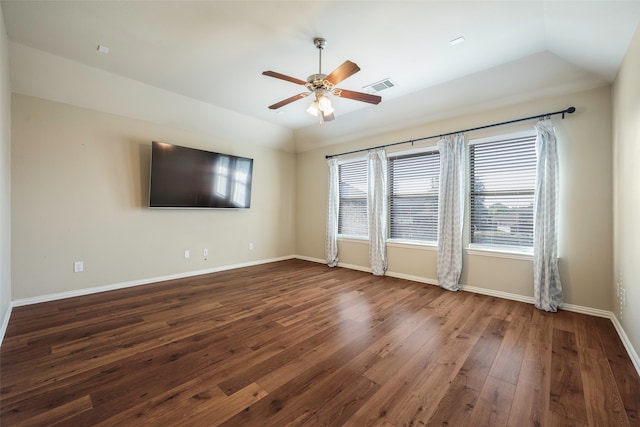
[306,100,320,116]
[317,95,334,114]
[321,104,335,115]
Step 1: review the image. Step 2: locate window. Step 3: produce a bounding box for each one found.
[469,131,536,251]
[338,159,368,237]
[388,149,440,242]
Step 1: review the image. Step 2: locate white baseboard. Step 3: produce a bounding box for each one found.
[609,314,640,377]
[461,285,535,305]
[294,255,325,264]
[11,255,296,308]
[295,255,439,285]
[0,304,12,347]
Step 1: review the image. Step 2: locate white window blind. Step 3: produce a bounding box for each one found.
[469,132,536,249]
[388,150,440,242]
[338,160,368,236]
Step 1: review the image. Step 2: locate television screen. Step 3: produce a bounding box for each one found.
[149,141,253,209]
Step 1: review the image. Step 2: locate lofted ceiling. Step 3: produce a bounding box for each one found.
[1,1,639,148]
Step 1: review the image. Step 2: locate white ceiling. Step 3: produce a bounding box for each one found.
[2,1,639,148]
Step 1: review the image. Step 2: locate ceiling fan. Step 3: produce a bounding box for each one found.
[262,38,382,122]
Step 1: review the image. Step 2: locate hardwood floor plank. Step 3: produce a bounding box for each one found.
[489,316,528,385]
[219,340,382,426]
[92,377,227,426]
[458,317,509,392]
[506,310,554,427]
[253,321,364,393]
[579,346,630,426]
[362,313,442,385]
[298,375,379,427]
[467,375,516,427]
[550,328,589,424]
[592,316,640,425]
[11,395,93,427]
[351,294,494,426]
[422,317,508,426]
[97,379,267,427]
[424,372,480,427]
[1,259,639,426]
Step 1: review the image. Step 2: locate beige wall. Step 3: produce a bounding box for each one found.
[11,94,296,300]
[9,42,294,153]
[296,85,613,310]
[613,25,640,360]
[0,6,11,324]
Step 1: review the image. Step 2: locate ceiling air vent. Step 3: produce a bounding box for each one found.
[363,78,396,94]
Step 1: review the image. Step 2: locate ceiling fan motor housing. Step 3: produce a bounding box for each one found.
[314,38,327,50]
[306,73,333,94]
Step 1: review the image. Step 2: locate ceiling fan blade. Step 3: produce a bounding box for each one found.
[262,71,308,86]
[267,92,310,110]
[333,88,382,105]
[324,60,360,86]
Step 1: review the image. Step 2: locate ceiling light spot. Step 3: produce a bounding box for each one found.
[449,36,465,46]
[97,44,110,54]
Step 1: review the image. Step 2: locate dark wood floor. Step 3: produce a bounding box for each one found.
[1,259,638,426]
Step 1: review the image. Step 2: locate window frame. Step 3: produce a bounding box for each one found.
[336,156,369,240]
[387,146,440,246]
[467,129,537,256]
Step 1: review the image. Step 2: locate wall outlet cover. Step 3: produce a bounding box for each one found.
[73,261,84,273]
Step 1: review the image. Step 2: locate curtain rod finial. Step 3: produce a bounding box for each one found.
[563,106,576,118]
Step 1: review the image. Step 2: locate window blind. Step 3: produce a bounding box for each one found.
[338,160,368,236]
[469,133,536,249]
[388,150,440,242]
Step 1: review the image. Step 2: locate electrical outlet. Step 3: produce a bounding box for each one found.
[73,261,84,273]
[249,243,254,251]
[184,250,190,259]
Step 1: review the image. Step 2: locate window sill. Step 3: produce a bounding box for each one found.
[337,236,369,244]
[387,240,437,251]
[336,237,438,251]
[466,246,533,261]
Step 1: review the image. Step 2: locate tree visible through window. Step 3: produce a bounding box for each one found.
[469,131,536,250]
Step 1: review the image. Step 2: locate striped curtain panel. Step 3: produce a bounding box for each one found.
[533,119,563,311]
[437,134,466,291]
[368,149,388,276]
[325,158,339,267]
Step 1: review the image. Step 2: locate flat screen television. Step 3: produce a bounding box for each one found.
[149,141,253,209]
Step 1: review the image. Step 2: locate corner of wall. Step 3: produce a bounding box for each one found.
[0,1,14,346]
[611,22,640,376]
